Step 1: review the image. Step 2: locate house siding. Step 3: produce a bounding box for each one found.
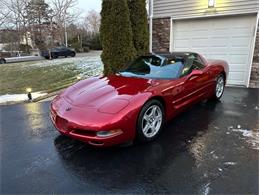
[249,26,259,88]
[152,0,258,87]
[153,0,259,19]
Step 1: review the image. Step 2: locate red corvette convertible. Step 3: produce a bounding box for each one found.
[50,52,229,147]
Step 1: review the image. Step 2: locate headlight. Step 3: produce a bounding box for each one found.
[96,129,123,138]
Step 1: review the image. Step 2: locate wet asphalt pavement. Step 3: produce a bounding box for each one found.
[1,87,259,194]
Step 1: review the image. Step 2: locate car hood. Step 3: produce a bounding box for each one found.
[61,75,152,109]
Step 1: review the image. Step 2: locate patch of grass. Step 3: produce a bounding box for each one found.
[0,62,80,94]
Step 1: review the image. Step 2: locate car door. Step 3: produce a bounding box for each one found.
[60,47,67,56]
[174,54,210,109]
[64,48,71,56]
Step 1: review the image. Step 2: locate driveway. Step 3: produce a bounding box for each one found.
[1,87,258,194]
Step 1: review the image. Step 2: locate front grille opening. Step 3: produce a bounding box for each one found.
[72,129,96,137]
[89,141,104,146]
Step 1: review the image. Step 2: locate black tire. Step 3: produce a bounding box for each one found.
[0,58,6,64]
[51,53,58,59]
[212,74,225,101]
[71,52,76,57]
[136,99,165,142]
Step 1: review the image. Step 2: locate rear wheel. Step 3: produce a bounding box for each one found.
[71,52,76,57]
[136,99,164,142]
[0,58,6,64]
[212,74,225,100]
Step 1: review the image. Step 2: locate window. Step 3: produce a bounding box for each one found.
[180,53,205,77]
[119,55,184,80]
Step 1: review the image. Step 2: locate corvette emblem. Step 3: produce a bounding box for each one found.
[65,107,71,111]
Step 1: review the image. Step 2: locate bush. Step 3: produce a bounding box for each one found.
[90,33,102,50]
[128,0,149,56]
[100,0,136,75]
[68,36,82,52]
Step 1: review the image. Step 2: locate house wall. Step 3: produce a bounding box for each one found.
[249,26,259,88]
[151,17,259,87]
[152,18,171,52]
[153,0,259,19]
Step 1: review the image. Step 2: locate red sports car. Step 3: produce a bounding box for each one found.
[50,52,229,147]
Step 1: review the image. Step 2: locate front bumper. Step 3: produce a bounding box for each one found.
[50,103,134,147]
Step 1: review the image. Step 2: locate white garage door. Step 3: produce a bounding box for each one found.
[172,15,257,86]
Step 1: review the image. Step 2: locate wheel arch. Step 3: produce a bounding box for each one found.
[220,71,227,84]
[1,58,6,63]
[147,96,167,115]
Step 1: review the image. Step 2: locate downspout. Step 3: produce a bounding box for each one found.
[149,0,153,53]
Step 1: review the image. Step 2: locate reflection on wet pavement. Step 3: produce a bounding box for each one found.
[1,87,258,194]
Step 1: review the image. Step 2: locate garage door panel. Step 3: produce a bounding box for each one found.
[229,48,251,54]
[174,39,191,48]
[230,54,248,64]
[229,64,247,72]
[231,28,253,35]
[191,38,209,47]
[173,15,256,86]
[231,37,251,47]
[210,37,230,47]
[174,31,191,38]
[209,54,229,60]
[209,47,228,53]
[228,72,246,83]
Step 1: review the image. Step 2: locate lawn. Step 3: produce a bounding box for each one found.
[0,52,103,95]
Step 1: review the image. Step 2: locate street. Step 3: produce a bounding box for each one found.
[1,87,258,194]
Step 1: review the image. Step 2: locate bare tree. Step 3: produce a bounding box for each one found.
[0,0,29,51]
[51,0,79,45]
[0,1,11,28]
[84,10,100,34]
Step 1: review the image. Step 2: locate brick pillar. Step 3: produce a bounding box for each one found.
[152,18,171,52]
[249,25,259,88]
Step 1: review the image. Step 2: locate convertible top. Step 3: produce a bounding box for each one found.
[153,51,197,56]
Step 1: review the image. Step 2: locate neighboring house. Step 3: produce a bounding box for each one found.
[150,0,259,87]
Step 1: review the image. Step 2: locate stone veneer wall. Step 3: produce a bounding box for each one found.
[152,18,171,52]
[249,26,259,88]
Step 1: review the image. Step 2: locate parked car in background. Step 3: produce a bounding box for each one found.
[50,52,229,147]
[0,51,43,64]
[41,47,76,59]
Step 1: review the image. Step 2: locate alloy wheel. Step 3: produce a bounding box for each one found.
[216,76,224,98]
[142,105,163,138]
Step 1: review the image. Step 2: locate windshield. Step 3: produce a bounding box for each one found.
[119,55,185,79]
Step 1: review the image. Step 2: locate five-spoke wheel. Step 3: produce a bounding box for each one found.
[212,74,225,100]
[137,99,164,142]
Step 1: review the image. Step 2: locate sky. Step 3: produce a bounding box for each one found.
[77,0,102,13]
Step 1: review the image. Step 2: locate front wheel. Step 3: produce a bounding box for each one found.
[136,99,164,142]
[51,53,58,59]
[212,74,225,100]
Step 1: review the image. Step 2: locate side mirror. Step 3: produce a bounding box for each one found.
[187,69,203,80]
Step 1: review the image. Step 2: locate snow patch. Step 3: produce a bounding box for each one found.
[200,183,211,195]
[224,162,237,166]
[0,92,47,104]
[228,126,259,150]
